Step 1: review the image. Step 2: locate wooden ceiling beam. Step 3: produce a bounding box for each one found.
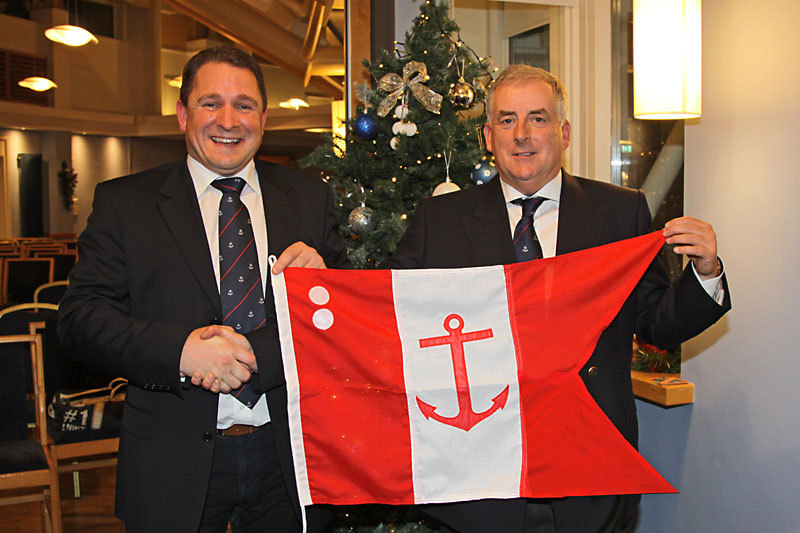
[163,0,342,98]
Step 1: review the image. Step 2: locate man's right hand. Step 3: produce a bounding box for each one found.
[179,325,257,394]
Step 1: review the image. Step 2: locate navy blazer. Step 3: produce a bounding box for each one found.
[58,160,347,532]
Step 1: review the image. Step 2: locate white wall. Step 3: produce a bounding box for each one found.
[637,0,800,530]
[71,135,131,233]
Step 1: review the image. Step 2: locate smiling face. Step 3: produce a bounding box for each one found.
[483,80,571,195]
[176,61,267,177]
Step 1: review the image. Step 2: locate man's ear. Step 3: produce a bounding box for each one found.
[483,122,494,153]
[561,120,571,150]
[176,100,188,132]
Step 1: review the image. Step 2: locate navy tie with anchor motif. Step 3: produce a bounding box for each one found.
[512,197,546,262]
[212,177,265,409]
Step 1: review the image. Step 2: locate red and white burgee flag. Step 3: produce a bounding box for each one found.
[271,231,676,508]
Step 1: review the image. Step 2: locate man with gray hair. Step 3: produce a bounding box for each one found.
[383,64,730,532]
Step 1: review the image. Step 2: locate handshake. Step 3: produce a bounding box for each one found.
[179,324,257,394]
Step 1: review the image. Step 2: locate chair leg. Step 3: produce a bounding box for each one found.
[48,461,63,533]
[41,495,51,533]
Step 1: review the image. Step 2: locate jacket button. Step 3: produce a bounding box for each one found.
[587,366,598,377]
[201,432,213,442]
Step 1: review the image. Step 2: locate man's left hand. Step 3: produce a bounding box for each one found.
[271,241,326,274]
[663,216,721,280]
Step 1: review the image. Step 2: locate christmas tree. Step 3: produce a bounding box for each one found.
[301,0,499,268]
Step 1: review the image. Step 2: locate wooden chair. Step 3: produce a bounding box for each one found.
[2,258,54,306]
[34,282,69,306]
[27,321,121,500]
[30,252,77,282]
[0,333,62,533]
[0,303,59,320]
[24,245,65,258]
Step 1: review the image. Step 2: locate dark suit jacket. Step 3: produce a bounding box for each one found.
[58,160,348,533]
[382,171,730,533]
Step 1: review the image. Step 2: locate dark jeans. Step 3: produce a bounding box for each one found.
[198,423,300,533]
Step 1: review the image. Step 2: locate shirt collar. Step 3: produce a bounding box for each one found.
[186,155,261,198]
[500,170,562,204]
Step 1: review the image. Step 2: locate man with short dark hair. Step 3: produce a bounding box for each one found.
[58,45,346,533]
[383,64,730,532]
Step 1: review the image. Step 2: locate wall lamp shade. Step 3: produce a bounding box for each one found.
[633,0,701,119]
[44,25,99,46]
[18,77,57,92]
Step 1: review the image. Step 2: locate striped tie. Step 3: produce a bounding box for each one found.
[512,197,545,263]
[212,177,265,408]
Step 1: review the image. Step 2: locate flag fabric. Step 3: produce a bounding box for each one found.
[271,231,677,508]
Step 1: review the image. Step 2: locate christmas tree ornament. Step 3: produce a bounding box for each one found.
[353,113,379,141]
[471,155,497,185]
[433,181,461,196]
[392,120,418,137]
[448,59,476,110]
[390,136,400,150]
[449,79,476,109]
[394,104,409,120]
[348,205,376,234]
[376,60,443,117]
[432,150,461,196]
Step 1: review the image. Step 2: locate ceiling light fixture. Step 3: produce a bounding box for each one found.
[279,98,310,110]
[45,24,98,46]
[45,0,98,47]
[166,75,182,88]
[18,77,58,92]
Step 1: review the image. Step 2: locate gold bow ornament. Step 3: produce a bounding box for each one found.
[377,61,443,117]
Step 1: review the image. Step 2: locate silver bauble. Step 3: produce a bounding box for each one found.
[348,205,377,234]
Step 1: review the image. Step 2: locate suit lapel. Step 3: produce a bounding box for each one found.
[556,171,609,255]
[462,177,517,265]
[158,163,221,312]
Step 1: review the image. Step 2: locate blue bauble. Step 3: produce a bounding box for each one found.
[353,114,379,140]
[471,156,497,185]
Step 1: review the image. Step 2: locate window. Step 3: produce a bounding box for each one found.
[509,25,550,70]
[69,0,115,39]
[611,0,683,282]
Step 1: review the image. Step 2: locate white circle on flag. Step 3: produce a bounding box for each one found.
[308,286,330,305]
[312,308,334,330]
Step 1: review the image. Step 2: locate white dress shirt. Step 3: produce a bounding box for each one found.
[499,172,724,303]
[187,155,270,429]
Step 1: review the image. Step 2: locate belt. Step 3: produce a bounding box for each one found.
[217,423,265,437]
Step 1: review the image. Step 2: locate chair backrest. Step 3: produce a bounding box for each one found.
[32,252,77,281]
[34,281,69,305]
[0,303,59,322]
[2,257,54,305]
[26,244,66,256]
[0,305,59,397]
[0,333,46,444]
